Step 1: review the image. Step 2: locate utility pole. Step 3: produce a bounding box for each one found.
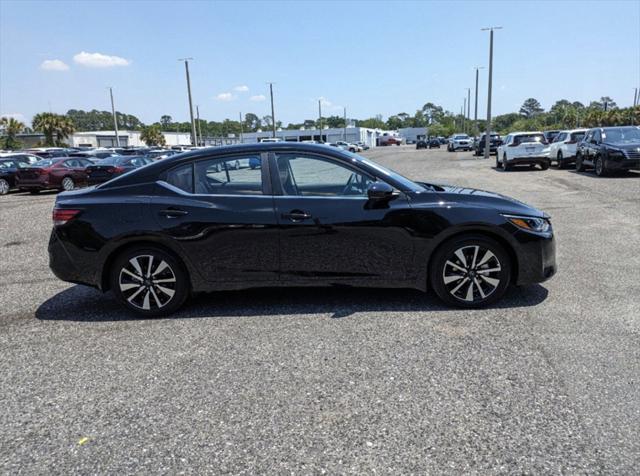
[474,67,484,136]
[466,88,471,123]
[108,86,120,147]
[239,112,244,143]
[482,26,502,159]
[268,82,276,138]
[196,105,203,146]
[178,58,197,146]
[462,100,466,134]
[343,106,347,141]
[634,87,638,107]
[318,99,323,142]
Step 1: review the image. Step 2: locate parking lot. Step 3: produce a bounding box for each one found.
[1,145,639,473]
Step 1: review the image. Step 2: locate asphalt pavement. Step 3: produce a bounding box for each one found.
[1,145,639,474]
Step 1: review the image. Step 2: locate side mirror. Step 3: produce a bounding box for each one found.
[367,181,395,201]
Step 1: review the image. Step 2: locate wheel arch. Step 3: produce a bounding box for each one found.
[425,228,519,289]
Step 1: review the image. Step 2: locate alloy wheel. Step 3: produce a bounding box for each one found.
[442,245,502,303]
[118,255,177,311]
[62,177,75,191]
[0,179,9,195]
[595,157,606,176]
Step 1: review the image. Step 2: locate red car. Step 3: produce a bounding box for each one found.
[16,157,93,193]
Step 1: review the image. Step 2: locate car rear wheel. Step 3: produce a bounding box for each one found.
[430,235,511,308]
[110,246,189,317]
[61,177,75,191]
[496,156,502,169]
[503,154,511,171]
[556,151,564,168]
[0,179,9,195]
[595,157,608,177]
[540,160,550,170]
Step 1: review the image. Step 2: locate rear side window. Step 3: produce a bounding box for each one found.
[194,156,262,195]
[166,163,194,193]
[570,132,585,142]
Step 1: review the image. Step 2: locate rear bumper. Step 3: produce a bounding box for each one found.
[48,229,100,288]
[18,177,56,190]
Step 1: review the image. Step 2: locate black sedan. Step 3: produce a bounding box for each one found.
[0,158,30,195]
[86,155,152,185]
[576,126,640,176]
[49,143,556,316]
[416,138,440,149]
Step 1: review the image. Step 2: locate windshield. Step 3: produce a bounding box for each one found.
[453,135,469,140]
[350,153,424,192]
[602,127,640,144]
[33,159,57,167]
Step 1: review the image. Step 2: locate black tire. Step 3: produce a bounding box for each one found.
[496,156,502,169]
[540,160,550,170]
[110,246,189,317]
[0,178,9,195]
[429,234,511,308]
[595,157,608,177]
[503,154,511,171]
[556,151,564,169]
[575,154,586,172]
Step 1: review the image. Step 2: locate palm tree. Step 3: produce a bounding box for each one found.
[140,125,166,146]
[32,113,75,146]
[0,116,25,150]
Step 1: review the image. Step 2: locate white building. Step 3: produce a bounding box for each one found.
[238,126,391,148]
[398,127,428,144]
[71,131,193,148]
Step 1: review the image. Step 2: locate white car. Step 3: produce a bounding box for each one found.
[447,134,472,152]
[547,129,588,168]
[335,141,362,152]
[496,132,550,171]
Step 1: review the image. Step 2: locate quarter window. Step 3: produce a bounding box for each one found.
[165,163,194,193]
[194,155,262,195]
[276,154,374,196]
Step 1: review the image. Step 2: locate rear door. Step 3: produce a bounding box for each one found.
[271,151,414,284]
[150,152,279,283]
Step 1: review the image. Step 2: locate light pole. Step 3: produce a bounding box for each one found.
[343,106,347,141]
[239,112,244,143]
[462,99,466,133]
[318,99,323,142]
[474,67,484,135]
[481,26,502,159]
[466,88,471,123]
[634,87,638,107]
[108,86,120,147]
[196,105,203,146]
[267,82,276,138]
[178,58,197,146]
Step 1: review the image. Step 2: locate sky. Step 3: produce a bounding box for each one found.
[1,0,639,127]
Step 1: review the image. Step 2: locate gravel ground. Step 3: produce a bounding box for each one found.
[1,146,639,474]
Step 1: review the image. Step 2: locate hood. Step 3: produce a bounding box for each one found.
[413,182,547,218]
[603,142,640,151]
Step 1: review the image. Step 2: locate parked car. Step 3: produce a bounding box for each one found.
[474,133,502,156]
[335,141,360,152]
[0,158,31,195]
[86,156,153,185]
[447,134,472,152]
[0,152,41,165]
[145,150,179,161]
[16,157,93,193]
[24,148,68,159]
[547,129,587,168]
[575,126,640,176]
[378,133,402,146]
[416,139,428,149]
[496,132,550,171]
[70,150,121,160]
[49,143,555,316]
[355,141,370,150]
[543,130,561,145]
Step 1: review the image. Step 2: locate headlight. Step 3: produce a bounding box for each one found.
[608,149,625,158]
[502,214,551,233]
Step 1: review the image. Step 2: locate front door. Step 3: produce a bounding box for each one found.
[150,153,279,283]
[271,152,414,284]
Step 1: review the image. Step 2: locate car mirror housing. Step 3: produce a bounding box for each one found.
[367,181,396,202]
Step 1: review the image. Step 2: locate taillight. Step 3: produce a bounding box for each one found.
[40,168,49,175]
[113,166,125,173]
[52,208,81,226]
[106,167,115,173]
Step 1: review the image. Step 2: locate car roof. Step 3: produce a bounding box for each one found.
[509,131,544,135]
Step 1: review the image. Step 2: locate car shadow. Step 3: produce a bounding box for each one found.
[568,170,640,179]
[35,284,549,322]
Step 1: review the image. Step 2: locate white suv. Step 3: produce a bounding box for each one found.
[496,132,550,171]
[447,134,472,152]
[547,129,587,168]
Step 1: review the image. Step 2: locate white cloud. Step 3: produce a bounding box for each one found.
[40,59,69,71]
[73,51,131,68]
[215,92,235,101]
[318,96,341,110]
[233,85,249,92]
[250,94,266,102]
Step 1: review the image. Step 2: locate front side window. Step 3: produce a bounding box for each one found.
[194,155,262,195]
[276,154,374,197]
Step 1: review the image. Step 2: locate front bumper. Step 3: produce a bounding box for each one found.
[606,157,640,171]
[514,229,556,285]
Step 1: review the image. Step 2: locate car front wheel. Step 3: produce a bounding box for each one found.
[430,235,511,308]
[556,151,564,168]
[576,154,586,172]
[61,177,75,191]
[110,246,189,317]
[595,157,608,177]
[0,178,9,195]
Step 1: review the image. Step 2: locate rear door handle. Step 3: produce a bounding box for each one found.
[160,208,189,218]
[282,210,312,222]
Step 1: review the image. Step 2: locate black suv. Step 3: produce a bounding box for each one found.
[576,126,640,176]
[474,133,502,156]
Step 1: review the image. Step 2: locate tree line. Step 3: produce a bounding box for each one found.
[1,97,638,149]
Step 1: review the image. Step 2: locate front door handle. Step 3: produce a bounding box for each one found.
[282,210,312,222]
[160,208,189,218]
